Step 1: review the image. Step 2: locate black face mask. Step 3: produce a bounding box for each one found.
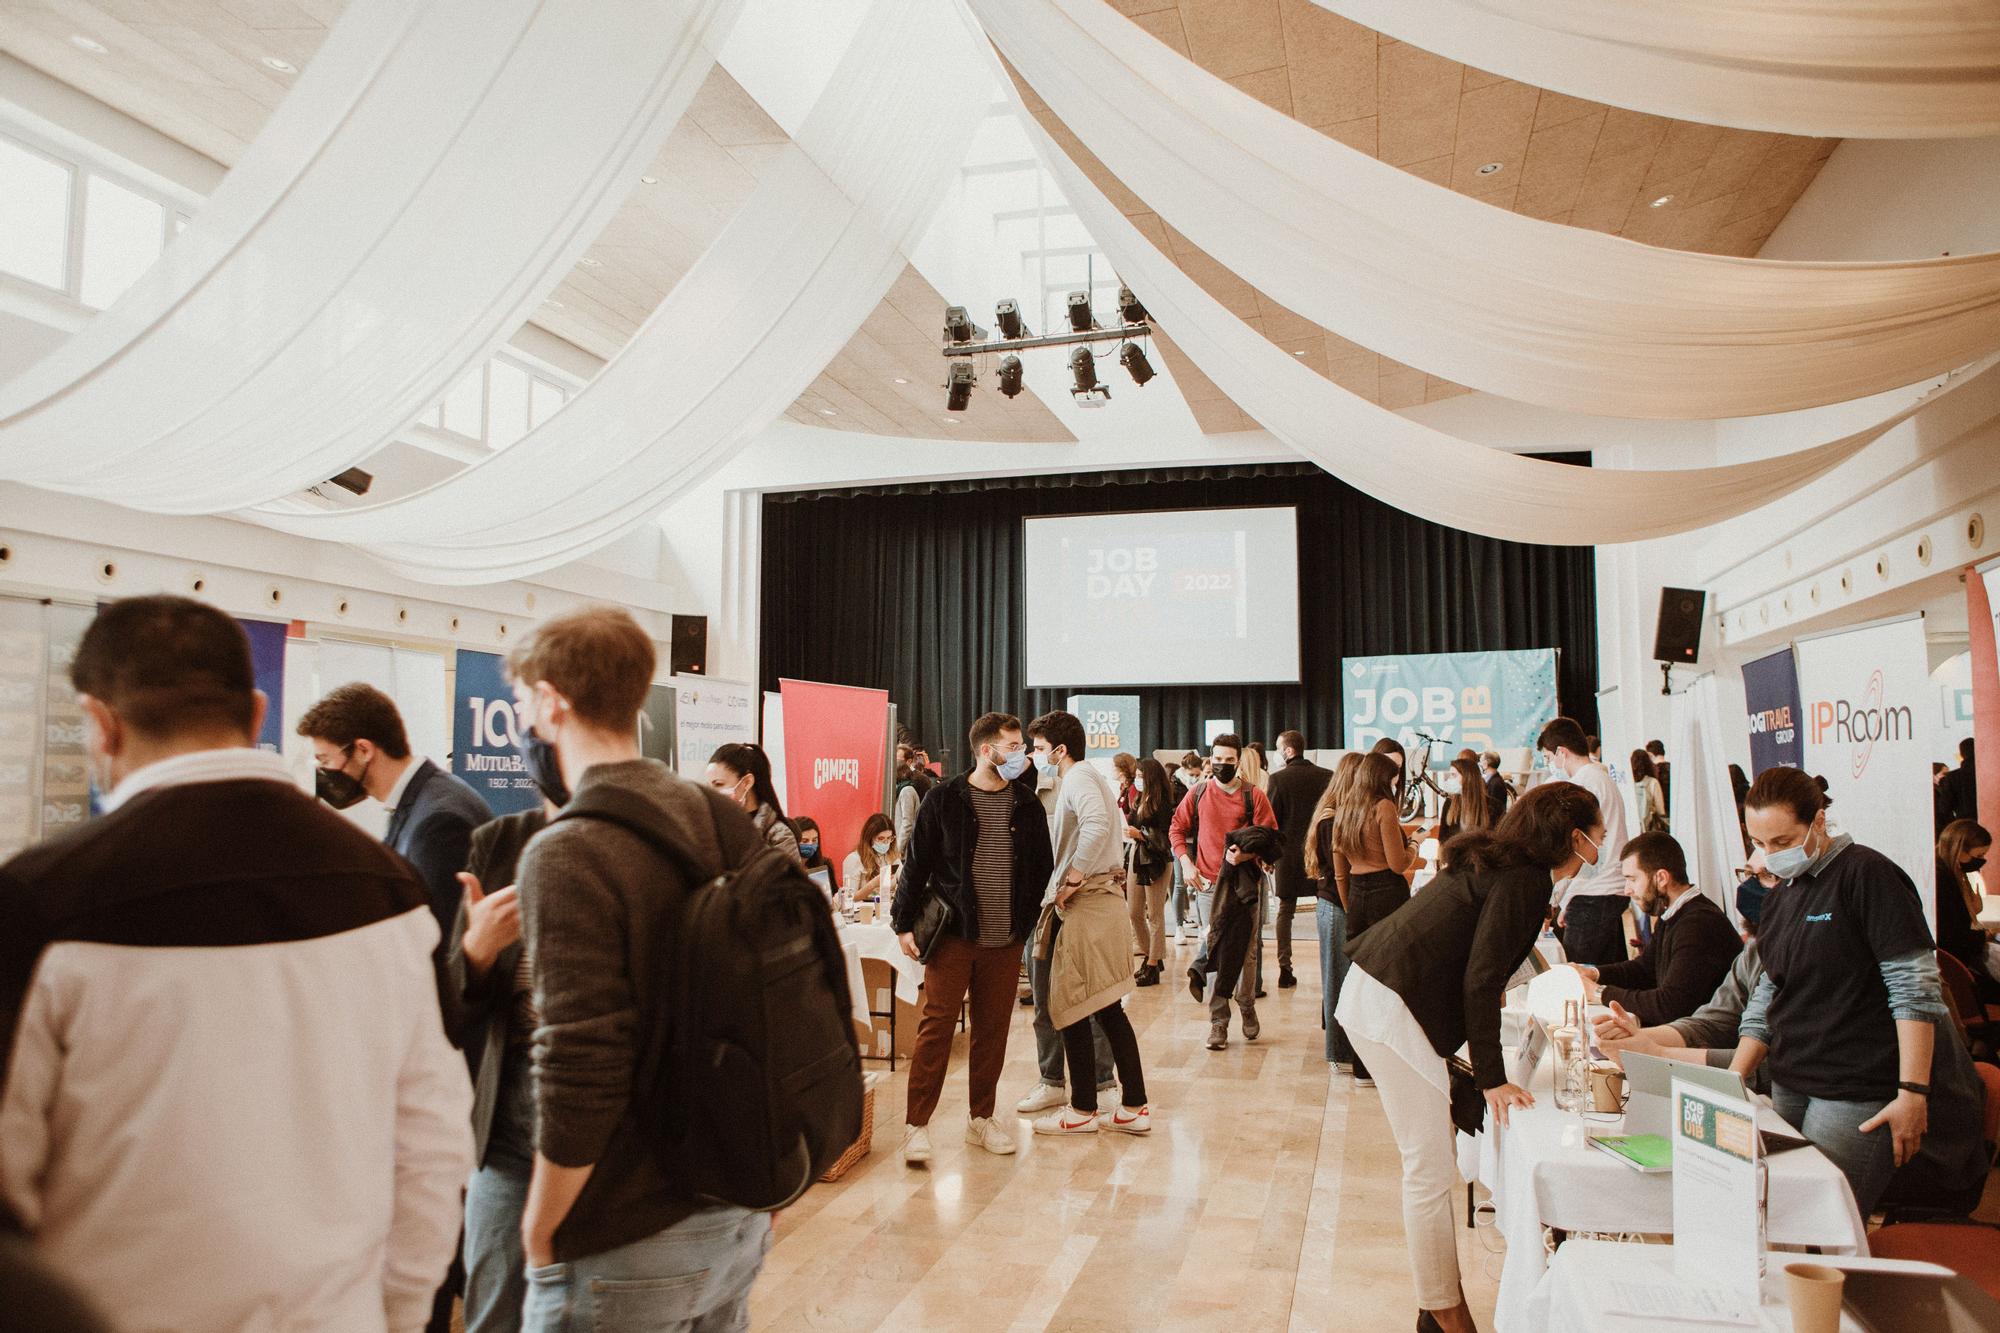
[517,727,571,808]
[315,748,369,810]
[1966,856,1988,875]
[1212,762,1238,785]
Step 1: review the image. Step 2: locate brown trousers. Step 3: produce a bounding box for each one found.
[904,934,1022,1126]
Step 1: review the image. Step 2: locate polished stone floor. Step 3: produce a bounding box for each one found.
[754,926,1504,1331]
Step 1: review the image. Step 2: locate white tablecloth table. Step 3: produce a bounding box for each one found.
[1529,1237,1951,1332]
[839,922,926,1005]
[1469,1049,1869,1332]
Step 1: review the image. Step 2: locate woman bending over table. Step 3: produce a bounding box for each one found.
[1339,780,1605,1333]
[1730,767,1985,1215]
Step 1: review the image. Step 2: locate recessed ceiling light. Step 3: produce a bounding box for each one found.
[1476,161,1503,176]
[639,175,659,184]
[1650,194,1675,208]
[261,56,297,73]
[69,34,108,53]
[578,256,603,268]
[893,377,909,385]
[819,408,836,416]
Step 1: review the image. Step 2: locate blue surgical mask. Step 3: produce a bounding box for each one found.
[993,747,1029,781]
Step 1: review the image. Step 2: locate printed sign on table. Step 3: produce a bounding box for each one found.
[1342,649,1557,763]
[451,650,540,816]
[780,678,888,876]
[1066,694,1140,759]
[1740,647,1803,775]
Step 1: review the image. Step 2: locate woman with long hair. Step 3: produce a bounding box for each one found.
[1630,748,1669,834]
[1124,757,1176,985]
[1935,818,1995,1000]
[1437,756,1492,847]
[1305,753,1365,1067]
[841,811,899,903]
[705,742,800,862]
[1339,783,1604,1333]
[1329,752,1417,1086]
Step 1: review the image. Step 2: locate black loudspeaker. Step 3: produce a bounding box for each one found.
[1653,587,1706,664]
[670,614,708,676]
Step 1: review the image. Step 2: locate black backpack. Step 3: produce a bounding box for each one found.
[558,784,863,1212]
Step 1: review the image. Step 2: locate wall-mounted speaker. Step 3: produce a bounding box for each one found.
[1653,587,1706,664]
[670,614,708,676]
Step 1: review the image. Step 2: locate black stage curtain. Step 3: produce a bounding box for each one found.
[760,462,1598,769]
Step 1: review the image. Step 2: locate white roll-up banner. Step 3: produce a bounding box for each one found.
[1793,614,1937,926]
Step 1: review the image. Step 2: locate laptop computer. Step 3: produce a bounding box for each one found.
[1619,1050,1812,1154]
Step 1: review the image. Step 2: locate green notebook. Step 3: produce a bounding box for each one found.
[1590,1134,1673,1173]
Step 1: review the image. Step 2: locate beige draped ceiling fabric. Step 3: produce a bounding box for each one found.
[1316,0,2000,139]
[0,0,738,512]
[1018,111,1995,547]
[972,0,2000,419]
[251,0,984,584]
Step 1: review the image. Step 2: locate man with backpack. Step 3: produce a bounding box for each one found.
[1170,735,1278,1047]
[509,607,851,1330]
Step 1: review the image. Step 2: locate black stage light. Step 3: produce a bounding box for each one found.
[1066,290,1092,332]
[995,299,1024,339]
[944,305,984,343]
[1118,286,1147,324]
[1118,341,1155,386]
[946,360,976,411]
[997,354,1024,398]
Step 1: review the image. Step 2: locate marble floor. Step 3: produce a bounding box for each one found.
[754,926,1504,1331]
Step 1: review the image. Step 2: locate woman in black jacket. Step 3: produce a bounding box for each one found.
[1336,781,1605,1333]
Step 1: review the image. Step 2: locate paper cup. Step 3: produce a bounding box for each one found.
[1783,1263,1844,1333]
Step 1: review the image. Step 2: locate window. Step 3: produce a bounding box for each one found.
[0,135,73,290]
[80,174,166,309]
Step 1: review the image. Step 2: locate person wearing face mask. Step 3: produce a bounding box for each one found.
[299,681,494,947]
[1535,717,1631,967]
[1338,782,1600,1333]
[1730,766,1986,1214]
[0,597,471,1333]
[1933,819,1996,1000]
[1170,735,1280,1048]
[892,713,1053,1164]
[1435,756,1493,848]
[704,742,800,864]
[841,812,898,902]
[1567,833,1740,1027]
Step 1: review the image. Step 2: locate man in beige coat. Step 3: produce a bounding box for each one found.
[1025,711,1153,1136]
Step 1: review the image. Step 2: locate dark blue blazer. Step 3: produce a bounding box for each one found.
[386,758,493,941]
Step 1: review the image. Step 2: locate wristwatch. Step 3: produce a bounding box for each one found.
[1897,1081,1931,1097]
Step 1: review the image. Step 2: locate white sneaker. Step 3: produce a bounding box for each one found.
[1033,1107,1100,1136]
[966,1115,1018,1155]
[1105,1105,1151,1135]
[1015,1083,1068,1114]
[902,1124,931,1164]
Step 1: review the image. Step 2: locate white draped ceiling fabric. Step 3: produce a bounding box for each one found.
[1018,112,1994,546]
[1316,0,2000,140]
[973,0,2000,419]
[0,0,739,512]
[253,0,983,584]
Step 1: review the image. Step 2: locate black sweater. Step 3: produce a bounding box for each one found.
[1594,890,1743,1028]
[892,772,1053,944]
[1346,859,1551,1089]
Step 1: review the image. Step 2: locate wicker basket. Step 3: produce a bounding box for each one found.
[818,1083,876,1183]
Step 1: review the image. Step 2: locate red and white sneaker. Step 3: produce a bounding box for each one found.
[1105,1105,1151,1135]
[1032,1107,1099,1136]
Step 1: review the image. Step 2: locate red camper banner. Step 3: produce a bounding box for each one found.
[779,678,889,879]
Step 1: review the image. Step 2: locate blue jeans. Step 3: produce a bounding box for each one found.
[1316,899,1353,1065]
[464,1152,532,1333]
[1028,926,1116,1091]
[521,1206,771,1333]
[1770,1084,1899,1214]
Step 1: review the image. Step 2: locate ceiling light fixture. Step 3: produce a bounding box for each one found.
[946,360,976,411]
[261,56,297,73]
[69,34,108,53]
[1650,194,1675,207]
[1476,162,1503,176]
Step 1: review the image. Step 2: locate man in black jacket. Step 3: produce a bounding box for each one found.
[1265,731,1332,989]
[1573,832,1742,1027]
[892,712,1054,1165]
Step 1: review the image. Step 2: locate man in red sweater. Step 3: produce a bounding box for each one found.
[1170,735,1278,1046]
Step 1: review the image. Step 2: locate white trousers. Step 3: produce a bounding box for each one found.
[1344,1023,1461,1310]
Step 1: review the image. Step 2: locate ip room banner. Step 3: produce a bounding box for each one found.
[1794,614,1936,925]
[780,678,888,875]
[452,649,541,816]
[1341,649,1557,765]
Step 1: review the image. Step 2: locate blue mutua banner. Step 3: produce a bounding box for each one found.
[1342,649,1558,764]
[1741,647,1803,775]
[452,649,541,816]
